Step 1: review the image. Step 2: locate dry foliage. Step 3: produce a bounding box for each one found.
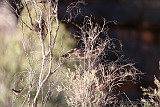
[9,0,64,107]
[61,16,141,107]
[141,76,160,106]
[6,0,142,106]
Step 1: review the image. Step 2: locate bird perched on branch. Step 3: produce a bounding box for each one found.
[61,48,100,60]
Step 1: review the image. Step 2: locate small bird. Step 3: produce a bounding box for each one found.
[61,53,70,60]
[12,89,23,95]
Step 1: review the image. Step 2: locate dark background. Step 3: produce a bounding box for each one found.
[58,0,160,101]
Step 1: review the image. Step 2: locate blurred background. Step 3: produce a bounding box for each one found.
[58,0,160,100]
[0,0,160,105]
